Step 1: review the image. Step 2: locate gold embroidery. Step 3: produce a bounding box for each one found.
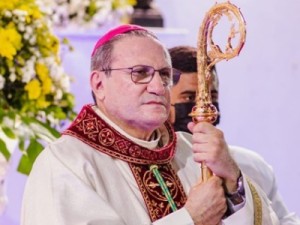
[63,104,176,165]
[62,105,185,221]
[247,178,262,225]
[98,128,115,146]
[129,163,187,222]
[83,117,99,134]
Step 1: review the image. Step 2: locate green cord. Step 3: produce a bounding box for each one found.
[150,165,177,212]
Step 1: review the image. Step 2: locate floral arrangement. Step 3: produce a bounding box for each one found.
[44,0,136,29]
[0,0,76,175]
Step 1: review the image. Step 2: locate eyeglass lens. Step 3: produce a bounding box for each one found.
[131,65,175,86]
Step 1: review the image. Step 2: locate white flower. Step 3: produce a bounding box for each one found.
[23,32,30,40]
[12,9,27,17]
[54,89,63,100]
[0,76,5,90]
[59,76,71,92]
[46,114,59,126]
[18,23,25,32]
[20,57,35,83]
[25,26,33,35]
[9,73,17,82]
[29,36,36,45]
[2,117,14,128]
[16,124,35,140]
[46,0,135,28]
[4,10,12,18]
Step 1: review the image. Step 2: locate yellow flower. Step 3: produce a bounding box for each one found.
[35,63,52,94]
[19,4,42,22]
[127,0,137,6]
[0,27,22,60]
[41,77,52,95]
[0,0,19,11]
[36,96,51,109]
[36,27,59,57]
[25,79,41,100]
[112,0,136,9]
[35,63,49,81]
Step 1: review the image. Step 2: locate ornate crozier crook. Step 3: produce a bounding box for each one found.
[189,2,246,181]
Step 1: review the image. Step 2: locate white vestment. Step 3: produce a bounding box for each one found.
[21,107,300,225]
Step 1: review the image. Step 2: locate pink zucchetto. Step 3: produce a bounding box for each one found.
[91,24,148,57]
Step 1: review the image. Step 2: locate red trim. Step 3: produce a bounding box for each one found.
[62,104,176,165]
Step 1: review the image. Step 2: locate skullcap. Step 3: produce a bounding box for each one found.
[91,24,147,56]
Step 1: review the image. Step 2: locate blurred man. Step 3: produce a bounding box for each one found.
[169,45,220,133]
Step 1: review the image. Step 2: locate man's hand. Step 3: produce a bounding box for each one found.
[188,121,241,193]
[185,176,227,225]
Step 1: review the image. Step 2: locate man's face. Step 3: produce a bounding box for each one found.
[169,70,219,127]
[97,36,172,137]
[170,72,198,106]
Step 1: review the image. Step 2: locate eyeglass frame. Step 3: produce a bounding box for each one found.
[99,65,181,87]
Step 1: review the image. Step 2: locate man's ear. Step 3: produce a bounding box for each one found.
[90,70,105,101]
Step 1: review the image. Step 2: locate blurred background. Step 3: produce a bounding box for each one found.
[1,0,299,224]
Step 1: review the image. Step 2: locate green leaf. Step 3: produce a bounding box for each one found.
[17,154,32,175]
[1,127,16,139]
[0,107,4,121]
[7,110,16,120]
[17,139,44,175]
[0,138,11,161]
[27,139,43,161]
[19,138,25,151]
[34,121,61,139]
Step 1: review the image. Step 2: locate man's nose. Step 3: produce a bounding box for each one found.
[147,72,166,95]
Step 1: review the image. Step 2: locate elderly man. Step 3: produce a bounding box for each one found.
[22,25,285,225]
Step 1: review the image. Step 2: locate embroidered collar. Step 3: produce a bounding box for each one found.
[92,105,162,149]
[63,104,177,164]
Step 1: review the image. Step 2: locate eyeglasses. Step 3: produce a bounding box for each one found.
[100,65,181,87]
